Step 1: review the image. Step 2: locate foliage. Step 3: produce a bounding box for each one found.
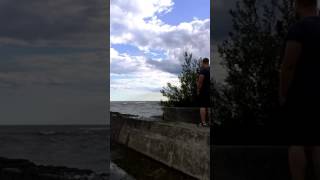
[213,0,295,126]
[160,52,201,107]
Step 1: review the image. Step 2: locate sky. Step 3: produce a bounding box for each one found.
[0,0,108,125]
[110,0,210,101]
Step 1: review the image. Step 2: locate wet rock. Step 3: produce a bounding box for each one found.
[0,157,109,180]
[109,162,135,180]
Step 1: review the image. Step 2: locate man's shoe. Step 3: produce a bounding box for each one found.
[198,122,209,127]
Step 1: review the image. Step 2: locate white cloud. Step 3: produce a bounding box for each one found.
[110,48,179,100]
[110,71,179,100]
[110,49,179,91]
[110,48,151,74]
[110,0,210,61]
[110,0,209,100]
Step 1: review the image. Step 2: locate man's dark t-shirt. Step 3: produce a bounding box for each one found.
[198,67,210,107]
[284,16,320,131]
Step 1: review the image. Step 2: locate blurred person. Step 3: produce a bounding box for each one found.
[279,0,320,179]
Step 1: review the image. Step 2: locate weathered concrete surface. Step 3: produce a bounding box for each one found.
[111,112,210,180]
[162,107,199,123]
[0,157,108,180]
[111,142,197,180]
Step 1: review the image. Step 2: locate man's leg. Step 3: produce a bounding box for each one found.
[312,146,320,180]
[289,146,306,180]
[205,107,209,124]
[200,107,206,124]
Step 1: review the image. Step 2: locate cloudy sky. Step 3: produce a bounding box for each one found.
[110,0,210,101]
[0,0,108,125]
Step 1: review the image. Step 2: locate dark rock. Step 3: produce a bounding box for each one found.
[0,157,109,180]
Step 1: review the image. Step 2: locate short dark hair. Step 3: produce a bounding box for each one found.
[202,58,209,64]
[296,0,317,7]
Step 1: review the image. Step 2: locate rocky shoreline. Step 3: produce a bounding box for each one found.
[0,157,109,180]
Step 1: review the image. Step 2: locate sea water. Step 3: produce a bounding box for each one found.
[0,125,109,174]
[110,101,162,120]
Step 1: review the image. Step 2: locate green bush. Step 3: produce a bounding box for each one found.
[213,0,296,126]
[160,52,201,107]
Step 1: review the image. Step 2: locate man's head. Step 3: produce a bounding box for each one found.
[202,58,209,67]
[295,0,318,18]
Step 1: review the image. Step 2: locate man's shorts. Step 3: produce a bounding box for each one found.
[281,98,320,144]
[198,93,210,107]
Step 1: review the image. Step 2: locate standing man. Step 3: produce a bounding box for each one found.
[279,0,320,179]
[197,58,210,127]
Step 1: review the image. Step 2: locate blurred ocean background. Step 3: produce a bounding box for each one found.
[0,101,163,179]
[0,125,109,174]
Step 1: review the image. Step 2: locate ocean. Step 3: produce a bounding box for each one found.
[0,102,163,179]
[0,125,109,174]
[110,101,163,120]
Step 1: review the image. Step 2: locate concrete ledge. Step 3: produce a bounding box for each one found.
[162,107,199,123]
[111,112,210,180]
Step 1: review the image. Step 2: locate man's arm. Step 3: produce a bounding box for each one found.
[197,74,205,95]
[279,41,302,105]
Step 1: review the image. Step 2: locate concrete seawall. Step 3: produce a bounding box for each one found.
[162,107,199,123]
[111,112,210,180]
